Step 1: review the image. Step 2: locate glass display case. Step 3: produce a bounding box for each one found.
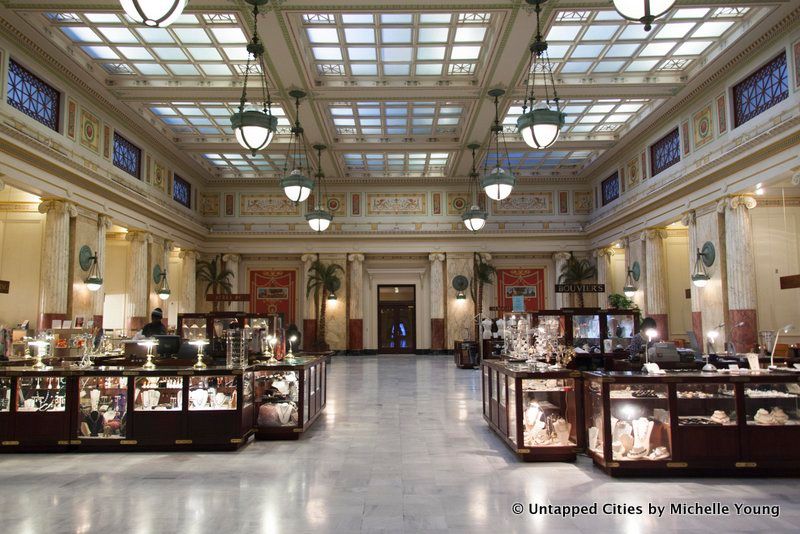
[482,360,582,462]
[1,377,11,412]
[17,376,66,412]
[502,312,534,359]
[188,375,238,411]
[586,379,605,456]
[605,313,636,352]
[677,383,737,426]
[77,376,128,439]
[743,383,800,426]
[572,313,601,353]
[134,376,183,411]
[608,383,671,462]
[255,370,300,427]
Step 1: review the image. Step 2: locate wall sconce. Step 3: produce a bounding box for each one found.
[623,261,640,298]
[327,291,337,301]
[691,242,715,288]
[456,291,466,301]
[79,245,103,291]
[452,275,469,302]
[153,264,171,300]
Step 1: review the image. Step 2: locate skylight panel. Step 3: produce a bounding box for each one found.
[605,43,640,57]
[625,60,658,72]
[383,64,410,76]
[154,47,187,61]
[593,61,625,72]
[199,64,231,76]
[134,63,167,75]
[673,41,712,56]
[136,28,174,43]
[210,28,247,44]
[344,28,374,43]
[61,27,101,42]
[454,27,487,42]
[594,11,623,21]
[98,27,138,43]
[222,47,249,60]
[618,25,653,40]
[451,46,480,60]
[673,8,710,19]
[693,21,734,38]
[342,14,373,24]
[572,44,605,58]
[418,47,446,60]
[560,61,592,73]
[351,64,377,75]
[589,105,615,113]
[546,25,581,41]
[348,47,376,60]
[381,14,413,24]
[616,103,643,113]
[381,48,412,62]
[421,14,452,24]
[313,47,343,60]
[381,28,412,44]
[640,42,677,56]
[419,27,449,43]
[546,45,570,59]
[85,14,121,23]
[82,46,118,59]
[655,23,696,39]
[308,28,339,43]
[582,25,619,41]
[173,28,211,44]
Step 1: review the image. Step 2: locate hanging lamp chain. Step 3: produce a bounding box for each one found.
[238,3,273,115]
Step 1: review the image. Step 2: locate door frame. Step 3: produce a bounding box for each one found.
[377,284,417,354]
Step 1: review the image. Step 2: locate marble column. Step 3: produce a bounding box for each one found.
[445,253,474,348]
[319,253,347,351]
[301,254,318,351]
[681,210,703,345]
[429,253,446,350]
[179,250,198,314]
[593,247,614,309]
[37,199,77,329]
[642,228,669,340]
[347,253,365,351]
[222,253,241,311]
[125,231,152,332]
[91,214,113,328]
[718,195,758,352]
[552,252,571,309]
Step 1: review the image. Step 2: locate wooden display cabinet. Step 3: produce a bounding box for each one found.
[253,355,327,440]
[454,341,478,369]
[482,360,583,462]
[584,371,800,476]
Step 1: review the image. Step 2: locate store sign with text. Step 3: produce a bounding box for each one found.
[555,284,605,293]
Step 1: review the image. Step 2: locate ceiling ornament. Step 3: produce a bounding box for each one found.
[518,0,566,150]
[230,0,278,156]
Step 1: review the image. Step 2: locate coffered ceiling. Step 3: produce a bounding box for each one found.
[2,0,789,187]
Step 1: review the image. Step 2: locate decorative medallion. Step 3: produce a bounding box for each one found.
[625,157,640,190]
[79,108,100,153]
[446,192,469,215]
[153,161,168,192]
[693,105,713,149]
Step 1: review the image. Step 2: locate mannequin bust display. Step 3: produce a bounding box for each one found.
[481,318,493,339]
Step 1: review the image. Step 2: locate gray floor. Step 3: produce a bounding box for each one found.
[1,355,799,533]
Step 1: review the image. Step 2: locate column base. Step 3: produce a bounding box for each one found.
[431,318,445,350]
[348,319,363,351]
[729,309,757,353]
[303,319,317,352]
[691,312,703,350]
[128,316,147,333]
[650,314,669,342]
[38,313,67,331]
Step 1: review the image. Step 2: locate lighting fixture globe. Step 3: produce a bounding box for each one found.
[120,0,187,28]
[231,110,278,155]
[281,169,315,203]
[327,292,337,301]
[158,289,171,300]
[517,102,566,149]
[461,205,488,232]
[623,286,636,298]
[612,0,675,31]
[85,276,103,292]
[691,273,710,288]
[305,209,333,232]
[481,166,516,201]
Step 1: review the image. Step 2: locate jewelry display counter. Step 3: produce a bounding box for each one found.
[482,360,583,462]
[584,371,800,476]
[254,356,326,440]
[0,354,327,452]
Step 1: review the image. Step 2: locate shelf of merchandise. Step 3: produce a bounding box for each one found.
[254,356,327,440]
[584,371,800,476]
[0,355,327,452]
[482,360,583,462]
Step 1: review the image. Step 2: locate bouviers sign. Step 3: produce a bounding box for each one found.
[554,284,605,293]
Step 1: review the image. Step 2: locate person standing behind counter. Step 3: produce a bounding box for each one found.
[629,317,658,360]
[136,308,167,339]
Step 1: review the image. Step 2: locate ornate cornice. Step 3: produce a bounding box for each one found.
[347,253,365,263]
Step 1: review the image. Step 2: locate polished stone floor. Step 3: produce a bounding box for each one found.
[1,355,799,533]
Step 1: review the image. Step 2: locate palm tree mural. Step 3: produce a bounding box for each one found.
[306,259,344,350]
[558,252,597,308]
[196,255,234,312]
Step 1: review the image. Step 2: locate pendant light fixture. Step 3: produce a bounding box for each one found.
[518,0,566,149]
[280,90,315,204]
[305,144,333,232]
[613,0,675,31]
[120,0,187,27]
[462,143,488,232]
[230,0,277,156]
[481,89,516,201]
[156,271,171,300]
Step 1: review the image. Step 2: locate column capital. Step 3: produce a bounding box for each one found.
[792,171,800,186]
[301,253,318,264]
[477,252,492,262]
[552,252,571,262]
[347,253,365,263]
[38,199,77,218]
[593,247,615,258]
[717,195,757,213]
[179,249,198,261]
[125,230,152,244]
[164,240,175,253]
[680,210,696,227]
[222,253,241,263]
[428,253,446,263]
[98,213,114,230]
[640,228,668,241]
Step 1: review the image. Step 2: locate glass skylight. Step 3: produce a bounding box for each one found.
[342,152,450,177]
[42,11,263,81]
[327,101,464,139]
[147,101,289,139]
[201,152,298,178]
[485,150,599,176]
[541,7,765,78]
[299,11,495,80]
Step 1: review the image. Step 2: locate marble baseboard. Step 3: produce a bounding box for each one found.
[692,311,702,347]
[729,308,757,352]
[348,319,363,350]
[431,318,444,350]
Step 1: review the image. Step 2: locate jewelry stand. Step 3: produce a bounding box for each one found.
[138,340,158,370]
[190,340,209,370]
[267,335,278,364]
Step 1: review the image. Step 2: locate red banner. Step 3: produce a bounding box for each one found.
[496,268,545,312]
[249,270,296,326]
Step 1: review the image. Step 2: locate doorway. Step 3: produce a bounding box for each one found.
[377,285,416,353]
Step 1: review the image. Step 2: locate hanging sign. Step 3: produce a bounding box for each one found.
[0,280,9,294]
[779,275,800,290]
[206,293,250,302]
[555,284,605,293]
